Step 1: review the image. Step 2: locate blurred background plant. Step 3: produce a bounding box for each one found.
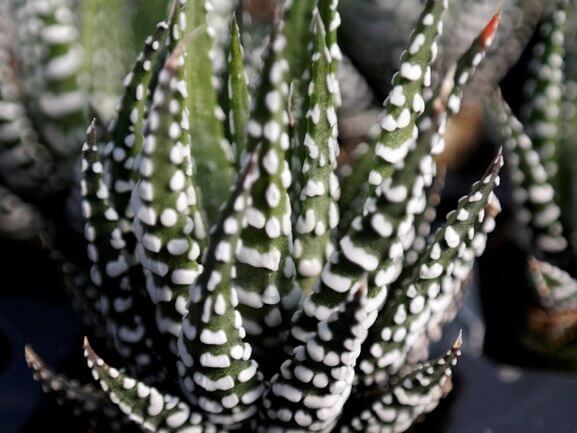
[484,0,577,371]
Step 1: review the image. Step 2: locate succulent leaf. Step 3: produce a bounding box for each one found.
[403,167,445,268]
[341,335,462,433]
[107,0,189,246]
[178,151,264,428]
[106,20,171,235]
[132,52,207,352]
[318,0,342,107]
[16,0,88,159]
[491,91,568,255]
[358,151,503,386]
[261,287,371,433]
[25,345,126,428]
[400,11,501,266]
[0,25,56,196]
[83,339,212,433]
[226,16,250,169]
[521,0,570,189]
[206,0,240,85]
[288,0,448,360]
[411,187,502,362]
[283,0,317,84]
[528,256,577,312]
[234,17,299,356]
[340,10,500,230]
[81,121,161,376]
[183,0,234,223]
[292,12,340,293]
[80,0,133,119]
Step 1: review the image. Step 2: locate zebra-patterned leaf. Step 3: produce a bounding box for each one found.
[83,339,213,433]
[132,51,207,352]
[358,150,502,386]
[292,12,340,293]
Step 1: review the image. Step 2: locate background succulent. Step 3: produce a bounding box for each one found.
[488,0,577,364]
[20,0,508,432]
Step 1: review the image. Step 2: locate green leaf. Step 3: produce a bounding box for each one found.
[407,183,502,364]
[132,51,207,353]
[177,152,264,428]
[340,11,501,231]
[84,339,211,433]
[16,0,88,159]
[403,168,445,268]
[318,0,342,106]
[81,121,162,377]
[184,0,234,223]
[0,41,56,195]
[491,92,568,255]
[357,151,503,386]
[399,11,501,263]
[262,286,371,432]
[521,0,570,190]
[234,17,300,358]
[283,0,318,83]
[226,16,250,169]
[107,3,183,234]
[25,345,126,429]
[528,256,577,312]
[288,0,447,353]
[292,12,341,293]
[341,335,462,433]
[80,0,134,119]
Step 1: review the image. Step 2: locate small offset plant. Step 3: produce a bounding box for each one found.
[25,0,505,432]
[490,0,577,353]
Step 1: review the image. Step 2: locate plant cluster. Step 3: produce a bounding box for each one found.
[18,0,509,432]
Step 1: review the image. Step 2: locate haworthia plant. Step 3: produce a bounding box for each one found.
[487,0,577,350]
[520,0,570,188]
[491,92,568,255]
[26,0,507,431]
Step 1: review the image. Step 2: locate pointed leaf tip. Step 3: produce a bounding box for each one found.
[453,330,463,350]
[491,147,504,173]
[480,12,502,48]
[24,345,40,367]
[82,336,96,362]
